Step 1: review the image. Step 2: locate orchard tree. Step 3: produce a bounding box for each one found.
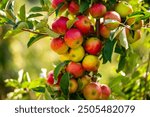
[0,0,150,100]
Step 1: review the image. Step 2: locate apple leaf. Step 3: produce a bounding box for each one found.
[60,72,70,96]
[54,61,70,80]
[27,13,43,19]
[29,6,43,12]
[32,86,45,93]
[55,2,64,16]
[43,27,60,38]
[79,1,90,13]
[116,55,126,73]
[44,88,53,100]
[67,18,78,29]
[18,4,26,21]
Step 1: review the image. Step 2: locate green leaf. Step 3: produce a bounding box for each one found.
[32,86,45,93]
[43,27,60,38]
[102,39,116,63]
[79,1,90,13]
[67,18,78,29]
[44,88,53,100]
[27,34,46,47]
[55,2,64,16]
[18,4,26,21]
[3,29,22,39]
[54,61,70,80]
[5,79,20,88]
[30,6,43,12]
[116,55,126,73]
[60,72,70,95]
[27,13,43,19]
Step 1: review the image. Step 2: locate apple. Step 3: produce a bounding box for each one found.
[84,37,103,55]
[100,84,111,100]
[47,70,54,85]
[89,3,107,18]
[115,1,133,18]
[68,1,79,15]
[69,46,85,62]
[52,16,69,35]
[74,15,91,34]
[50,37,69,54]
[78,75,91,91]
[127,17,143,30]
[59,53,70,62]
[64,28,83,48]
[104,11,121,30]
[83,82,102,100]
[82,55,100,72]
[66,62,84,78]
[99,23,111,39]
[69,78,78,94]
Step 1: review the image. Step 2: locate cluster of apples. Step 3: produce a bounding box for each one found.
[46,0,143,100]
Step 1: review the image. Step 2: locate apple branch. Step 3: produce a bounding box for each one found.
[96,19,100,37]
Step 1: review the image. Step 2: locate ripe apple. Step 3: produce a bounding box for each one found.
[59,53,70,62]
[64,28,83,48]
[127,17,143,30]
[104,11,121,30]
[47,70,54,85]
[78,75,91,91]
[115,1,133,18]
[69,78,78,94]
[99,23,111,39]
[74,15,91,34]
[52,16,69,35]
[82,55,100,72]
[68,1,79,15]
[100,84,111,100]
[83,82,102,100]
[50,37,69,55]
[89,3,107,18]
[66,62,84,78]
[84,37,103,55]
[69,46,85,62]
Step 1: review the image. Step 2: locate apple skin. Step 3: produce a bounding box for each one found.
[64,28,83,48]
[82,55,99,72]
[127,17,143,30]
[69,78,78,94]
[83,82,102,100]
[68,1,79,15]
[99,23,111,39]
[89,3,107,18]
[84,37,103,55]
[104,11,121,30]
[51,37,69,55]
[74,15,91,34]
[66,62,84,78]
[52,16,69,35]
[100,84,111,100]
[69,46,85,62]
[59,53,70,62]
[115,1,133,18]
[47,70,54,85]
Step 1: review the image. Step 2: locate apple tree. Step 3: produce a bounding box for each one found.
[0,0,150,100]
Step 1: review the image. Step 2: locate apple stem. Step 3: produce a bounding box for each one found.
[96,19,100,38]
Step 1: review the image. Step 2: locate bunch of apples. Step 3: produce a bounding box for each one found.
[46,0,143,100]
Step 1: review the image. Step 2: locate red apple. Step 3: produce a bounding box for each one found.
[89,3,107,18]
[68,1,79,15]
[100,84,111,100]
[84,37,103,55]
[104,11,121,30]
[51,37,69,54]
[66,62,84,78]
[69,78,78,94]
[83,82,102,100]
[74,15,91,34]
[47,70,54,85]
[64,28,83,48]
[52,16,69,35]
[99,23,111,39]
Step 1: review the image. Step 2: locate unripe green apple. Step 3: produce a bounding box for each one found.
[69,78,78,94]
[115,1,133,18]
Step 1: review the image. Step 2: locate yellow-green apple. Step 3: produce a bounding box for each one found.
[84,37,103,55]
[127,17,143,30]
[100,84,111,100]
[82,55,99,72]
[64,28,83,48]
[89,3,107,18]
[99,23,111,39]
[68,1,79,15]
[52,16,69,35]
[104,11,121,30]
[69,78,78,93]
[47,70,54,85]
[66,62,84,78]
[127,29,142,44]
[74,15,91,34]
[51,37,69,54]
[69,46,85,62]
[83,82,102,100]
[78,75,91,91]
[59,53,70,62]
[115,1,133,18]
